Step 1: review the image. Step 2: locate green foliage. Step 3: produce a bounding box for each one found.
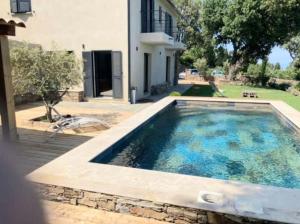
[193,58,208,75]
[295,82,300,91]
[10,43,82,121]
[174,0,230,68]
[174,0,202,49]
[274,63,281,70]
[169,91,182,96]
[201,0,300,77]
[284,35,300,61]
[223,61,230,76]
[271,67,299,80]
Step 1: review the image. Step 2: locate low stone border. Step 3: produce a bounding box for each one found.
[36,184,279,224]
[61,90,84,102]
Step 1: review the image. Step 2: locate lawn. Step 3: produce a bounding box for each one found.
[183,84,300,111]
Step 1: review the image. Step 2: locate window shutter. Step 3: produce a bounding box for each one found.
[18,0,31,13]
[169,15,173,36]
[82,52,95,98]
[10,0,18,13]
[141,0,147,33]
[112,51,123,99]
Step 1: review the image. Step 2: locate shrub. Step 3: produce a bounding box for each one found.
[193,58,208,76]
[169,91,182,96]
[268,79,292,91]
[296,82,300,91]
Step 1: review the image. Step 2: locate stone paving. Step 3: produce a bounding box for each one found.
[44,201,169,224]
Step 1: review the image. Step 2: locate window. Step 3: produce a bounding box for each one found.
[11,0,31,13]
[165,13,173,36]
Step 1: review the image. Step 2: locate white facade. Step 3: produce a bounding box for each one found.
[0,0,184,101]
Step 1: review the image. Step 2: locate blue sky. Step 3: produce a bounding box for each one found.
[226,44,292,69]
[268,47,292,69]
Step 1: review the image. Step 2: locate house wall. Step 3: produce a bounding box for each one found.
[130,0,178,100]
[0,0,130,101]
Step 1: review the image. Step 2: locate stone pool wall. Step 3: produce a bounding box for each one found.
[35,184,279,224]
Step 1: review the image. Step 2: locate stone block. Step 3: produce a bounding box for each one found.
[175,220,191,224]
[197,214,208,224]
[167,207,184,217]
[130,207,168,221]
[207,212,223,224]
[98,200,116,211]
[99,194,115,201]
[70,198,77,205]
[78,198,97,208]
[51,187,64,195]
[116,204,130,214]
[84,192,103,201]
[184,211,198,221]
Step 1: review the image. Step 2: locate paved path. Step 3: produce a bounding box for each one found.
[44,201,168,224]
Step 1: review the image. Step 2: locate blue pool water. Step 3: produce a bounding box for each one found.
[93,102,300,189]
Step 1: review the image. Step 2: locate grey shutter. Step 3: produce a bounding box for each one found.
[82,52,94,97]
[141,0,147,32]
[18,0,31,12]
[112,51,123,99]
[11,0,18,13]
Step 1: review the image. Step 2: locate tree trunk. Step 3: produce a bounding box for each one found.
[228,60,243,80]
[45,105,53,123]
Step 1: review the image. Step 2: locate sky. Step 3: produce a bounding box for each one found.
[268,47,292,69]
[226,44,293,69]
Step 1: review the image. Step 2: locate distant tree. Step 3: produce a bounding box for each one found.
[284,35,300,80]
[201,0,300,79]
[284,35,300,61]
[274,63,281,70]
[259,57,270,86]
[223,60,230,77]
[193,58,208,75]
[175,0,230,67]
[10,43,82,122]
[174,0,202,49]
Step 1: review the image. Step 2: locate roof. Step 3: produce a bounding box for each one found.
[166,0,180,15]
[0,18,26,28]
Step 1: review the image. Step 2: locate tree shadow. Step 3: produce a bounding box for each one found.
[182,84,215,97]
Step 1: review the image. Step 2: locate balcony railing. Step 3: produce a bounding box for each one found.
[141,10,184,43]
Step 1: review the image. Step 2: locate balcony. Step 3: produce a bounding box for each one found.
[140,10,185,50]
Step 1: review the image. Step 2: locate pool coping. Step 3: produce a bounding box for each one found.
[28,97,300,224]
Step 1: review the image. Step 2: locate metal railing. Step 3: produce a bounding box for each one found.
[141,10,184,42]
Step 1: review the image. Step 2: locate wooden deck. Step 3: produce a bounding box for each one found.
[1,127,91,175]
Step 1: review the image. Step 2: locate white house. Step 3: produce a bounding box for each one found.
[0,0,185,101]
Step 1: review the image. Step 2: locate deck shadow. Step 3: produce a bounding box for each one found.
[0,127,92,175]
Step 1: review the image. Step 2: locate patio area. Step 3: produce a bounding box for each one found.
[0,84,192,176]
[0,100,152,175]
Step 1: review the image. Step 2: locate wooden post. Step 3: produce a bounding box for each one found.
[0,35,18,141]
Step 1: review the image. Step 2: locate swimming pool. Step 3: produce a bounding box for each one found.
[93,101,300,189]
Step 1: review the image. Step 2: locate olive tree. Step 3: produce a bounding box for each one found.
[10,43,82,122]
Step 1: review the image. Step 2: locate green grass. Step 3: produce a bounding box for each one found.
[183,84,215,97]
[183,84,300,111]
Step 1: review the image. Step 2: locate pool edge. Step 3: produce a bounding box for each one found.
[27,97,300,224]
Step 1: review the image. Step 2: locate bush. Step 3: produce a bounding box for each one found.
[296,82,300,91]
[169,91,182,96]
[193,58,208,76]
[268,79,292,91]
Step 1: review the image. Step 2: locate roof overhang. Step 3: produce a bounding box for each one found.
[0,18,25,36]
[166,0,181,16]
